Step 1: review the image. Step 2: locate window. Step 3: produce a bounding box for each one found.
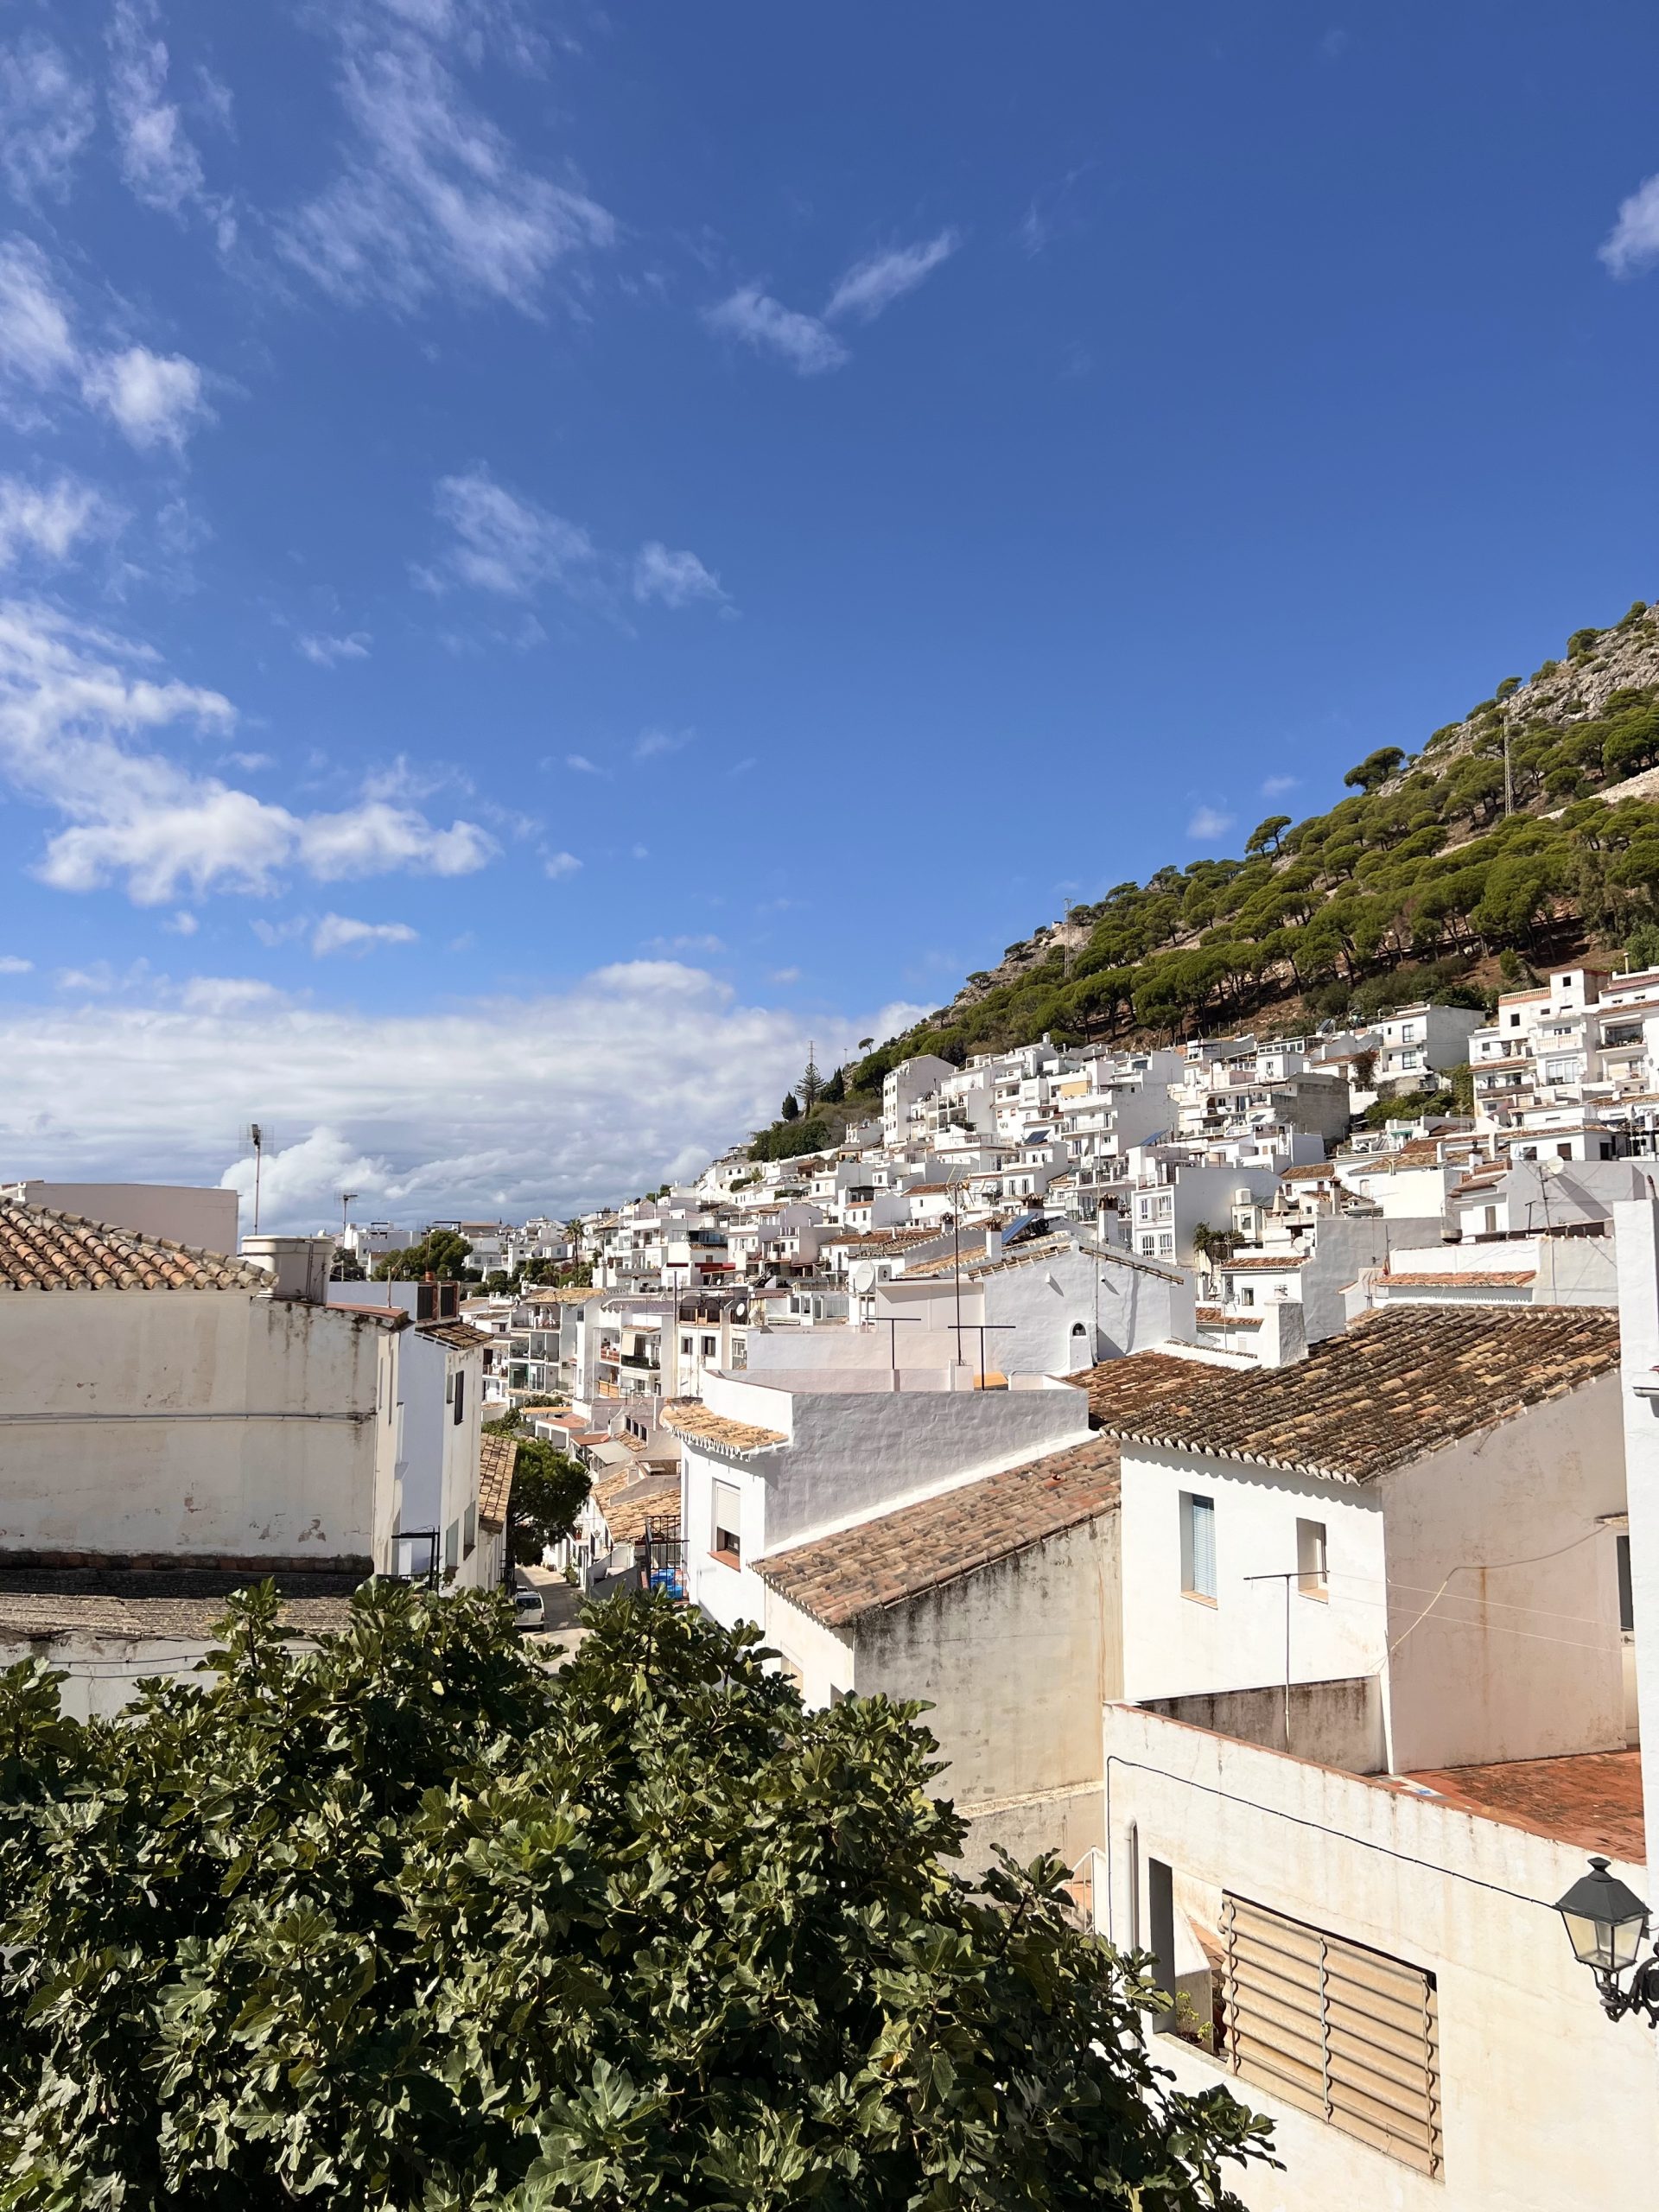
[443,1519,460,1573]
[1296,1517,1328,1599]
[1158,1233,1174,1255]
[711,1478,742,1566]
[463,1503,476,1557]
[1179,1492,1217,1602]
[702,1334,717,1358]
[1147,1857,1176,2016]
[1221,1894,1441,2177]
[1618,1531,1635,1633]
[452,1369,465,1425]
[681,1335,693,1355]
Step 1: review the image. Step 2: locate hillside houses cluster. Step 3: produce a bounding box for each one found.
[12,959,1659,2208]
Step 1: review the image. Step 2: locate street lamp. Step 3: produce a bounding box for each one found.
[1554,1857,1659,2025]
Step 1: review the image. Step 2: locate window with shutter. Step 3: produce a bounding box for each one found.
[711,1478,742,1565]
[1221,1894,1441,2177]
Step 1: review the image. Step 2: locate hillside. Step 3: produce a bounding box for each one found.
[831,594,1659,1103]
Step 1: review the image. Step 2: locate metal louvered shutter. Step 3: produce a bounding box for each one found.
[1221,1893,1442,2178]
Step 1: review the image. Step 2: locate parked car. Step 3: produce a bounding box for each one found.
[512,1585,544,1631]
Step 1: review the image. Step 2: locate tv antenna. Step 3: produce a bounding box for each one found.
[243,1122,273,1236]
[340,1190,358,1238]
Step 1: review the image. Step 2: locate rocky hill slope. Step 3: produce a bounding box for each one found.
[841,595,1659,1096]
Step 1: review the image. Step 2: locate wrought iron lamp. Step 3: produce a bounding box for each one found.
[1554,1857,1659,2026]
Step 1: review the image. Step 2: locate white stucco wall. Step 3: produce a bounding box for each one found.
[1117,1444,1387,1709]
[1615,1199,1659,1849]
[0,1292,381,1566]
[1380,1377,1626,1771]
[1100,1702,1659,2212]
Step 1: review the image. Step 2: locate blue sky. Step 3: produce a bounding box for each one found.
[2,0,1659,1224]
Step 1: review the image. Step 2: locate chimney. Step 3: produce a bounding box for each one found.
[240,1235,332,1304]
[985,1225,1004,1261]
[1256,1298,1308,1369]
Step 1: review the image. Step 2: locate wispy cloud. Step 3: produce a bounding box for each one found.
[0,35,94,204]
[633,726,691,761]
[0,954,33,975]
[632,541,725,609]
[1261,773,1300,798]
[0,474,113,570]
[1601,175,1659,277]
[181,975,281,1014]
[824,229,958,321]
[702,286,849,377]
[543,849,582,879]
[1186,805,1234,841]
[768,965,800,985]
[564,752,604,775]
[0,601,497,906]
[107,0,207,216]
[645,933,725,957]
[297,629,372,666]
[0,236,211,451]
[428,466,723,624]
[279,29,613,313]
[312,912,418,955]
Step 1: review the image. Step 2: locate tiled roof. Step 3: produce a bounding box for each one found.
[1382,1270,1536,1288]
[0,1203,269,1293]
[1281,1162,1336,1181]
[1196,1306,1263,1327]
[0,1567,361,1639]
[1085,1306,1620,1484]
[1222,1253,1310,1271]
[592,1465,680,1545]
[1400,1750,1643,1861]
[478,1432,518,1532]
[523,1286,602,1303]
[416,1319,490,1350]
[902,1230,1076,1282]
[755,1433,1122,1629]
[824,1228,941,1251]
[659,1397,786,1455]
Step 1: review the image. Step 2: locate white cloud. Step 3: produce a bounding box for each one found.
[0,35,95,203]
[0,601,497,906]
[297,630,372,666]
[0,963,891,1225]
[0,954,33,974]
[279,32,613,313]
[181,975,282,1014]
[825,229,959,322]
[1186,805,1234,841]
[79,345,208,452]
[432,466,596,599]
[163,908,197,934]
[312,912,419,955]
[702,285,849,376]
[632,541,725,609]
[1600,175,1659,278]
[645,933,725,956]
[768,965,800,984]
[632,725,691,760]
[564,753,602,775]
[430,467,723,622]
[543,849,581,878]
[0,475,110,569]
[0,238,78,389]
[0,237,212,452]
[107,0,207,215]
[1260,774,1300,798]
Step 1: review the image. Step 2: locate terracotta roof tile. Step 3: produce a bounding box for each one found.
[1085,1306,1619,1484]
[1222,1253,1311,1270]
[1399,1750,1643,1860]
[0,1203,269,1293]
[1382,1270,1536,1288]
[659,1397,786,1456]
[592,1465,680,1545]
[478,1432,518,1531]
[416,1319,490,1350]
[755,1433,1121,1629]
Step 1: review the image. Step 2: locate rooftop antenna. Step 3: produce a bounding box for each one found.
[244,1122,271,1236]
[340,1190,358,1239]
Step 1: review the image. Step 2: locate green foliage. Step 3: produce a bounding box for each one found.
[482,1419,591,1565]
[1625,922,1659,972]
[1567,626,1601,658]
[374,1229,473,1281]
[1343,745,1404,793]
[779,1090,801,1122]
[0,1586,1272,2209]
[1244,813,1292,857]
[750,1115,834,1163]
[821,1064,846,1104]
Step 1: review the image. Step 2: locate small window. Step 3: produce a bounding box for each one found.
[452,1369,466,1426]
[1147,1856,1177,2013]
[463,1503,477,1557]
[681,1335,693,1355]
[702,1334,717,1357]
[1297,1516,1328,1599]
[1618,1531,1635,1634]
[711,1477,742,1566]
[1179,1493,1217,1602]
[443,1519,460,1573]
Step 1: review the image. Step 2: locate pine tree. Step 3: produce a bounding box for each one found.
[798,1040,823,1109]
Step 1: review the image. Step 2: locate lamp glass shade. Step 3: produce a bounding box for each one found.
[1554,1858,1649,1973]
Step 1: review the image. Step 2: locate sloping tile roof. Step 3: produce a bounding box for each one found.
[592,1465,680,1545]
[1084,1306,1620,1484]
[416,1319,490,1350]
[0,1567,361,1640]
[659,1397,787,1455]
[1382,1270,1536,1288]
[523,1286,602,1303]
[755,1433,1122,1629]
[478,1432,518,1532]
[1222,1253,1311,1271]
[0,1203,269,1293]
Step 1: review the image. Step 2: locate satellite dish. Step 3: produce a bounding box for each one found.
[850,1261,877,1294]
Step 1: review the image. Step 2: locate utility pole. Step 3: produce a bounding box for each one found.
[340,1190,357,1240]
[249,1123,264,1236]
